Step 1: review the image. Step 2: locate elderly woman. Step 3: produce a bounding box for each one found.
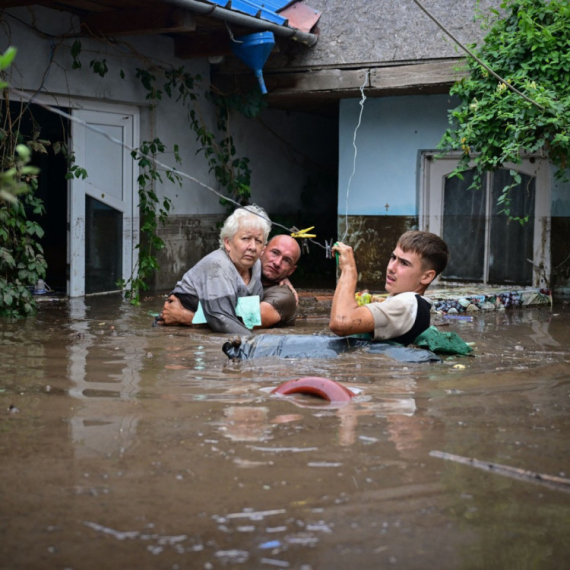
[158,205,271,335]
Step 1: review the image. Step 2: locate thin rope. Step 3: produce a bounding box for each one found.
[341,69,370,243]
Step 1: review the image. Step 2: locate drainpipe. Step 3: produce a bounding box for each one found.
[158,0,318,46]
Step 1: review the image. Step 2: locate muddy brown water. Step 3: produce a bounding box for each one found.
[1,295,569,570]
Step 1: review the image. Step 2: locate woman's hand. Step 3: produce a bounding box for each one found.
[157,295,195,326]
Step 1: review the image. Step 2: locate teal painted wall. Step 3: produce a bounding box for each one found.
[338,94,456,216]
[338,93,570,218]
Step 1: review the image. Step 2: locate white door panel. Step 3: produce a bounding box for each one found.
[69,107,138,296]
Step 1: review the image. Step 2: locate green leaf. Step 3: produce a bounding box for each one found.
[0,46,17,71]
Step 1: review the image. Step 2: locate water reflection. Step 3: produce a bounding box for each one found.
[221,406,272,442]
[1,299,569,569]
[67,297,142,458]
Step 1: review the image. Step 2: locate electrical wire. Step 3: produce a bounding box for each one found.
[9,86,327,250]
[411,0,545,111]
[341,70,370,243]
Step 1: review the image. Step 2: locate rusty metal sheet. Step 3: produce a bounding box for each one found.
[279,2,321,32]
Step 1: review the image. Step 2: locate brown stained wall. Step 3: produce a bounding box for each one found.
[340,215,570,294]
[551,217,570,293]
[151,214,225,291]
[338,215,418,291]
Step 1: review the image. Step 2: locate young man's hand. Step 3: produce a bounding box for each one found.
[332,242,357,273]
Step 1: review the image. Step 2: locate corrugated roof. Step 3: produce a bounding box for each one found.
[207,0,288,25]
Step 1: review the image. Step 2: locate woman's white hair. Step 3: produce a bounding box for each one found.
[219,205,272,248]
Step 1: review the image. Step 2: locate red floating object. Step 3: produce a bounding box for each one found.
[271,376,355,403]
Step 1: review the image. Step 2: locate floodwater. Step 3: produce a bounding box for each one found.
[1,295,569,570]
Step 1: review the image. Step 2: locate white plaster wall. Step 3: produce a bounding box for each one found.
[1,6,218,213]
[1,6,333,219]
[233,108,337,213]
[338,94,456,216]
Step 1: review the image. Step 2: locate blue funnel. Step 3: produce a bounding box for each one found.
[231,31,275,95]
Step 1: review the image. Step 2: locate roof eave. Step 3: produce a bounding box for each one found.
[159,0,319,46]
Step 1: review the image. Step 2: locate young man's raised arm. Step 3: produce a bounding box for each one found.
[329,242,375,337]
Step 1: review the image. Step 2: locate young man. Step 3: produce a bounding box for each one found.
[329,230,449,345]
[159,234,301,329]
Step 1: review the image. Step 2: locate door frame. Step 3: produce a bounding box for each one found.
[420,152,551,288]
[68,101,140,297]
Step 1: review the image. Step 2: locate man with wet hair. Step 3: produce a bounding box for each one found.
[160,234,301,329]
[329,230,449,345]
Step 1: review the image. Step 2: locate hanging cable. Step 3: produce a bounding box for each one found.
[411,0,545,111]
[341,69,370,243]
[9,86,328,251]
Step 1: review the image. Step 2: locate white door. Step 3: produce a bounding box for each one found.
[69,106,139,296]
[421,154,550,287]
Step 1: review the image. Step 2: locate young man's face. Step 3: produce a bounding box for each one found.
[385,246,435,295]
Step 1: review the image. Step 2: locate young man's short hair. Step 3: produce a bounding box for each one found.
[397,230,449,276]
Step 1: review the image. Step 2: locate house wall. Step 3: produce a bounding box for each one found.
[338,93,454,289]
[1,6,336,292]
[338,94,570,293]
[551,171,570,294]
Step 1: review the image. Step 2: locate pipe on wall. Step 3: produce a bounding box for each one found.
[159,0,318,46]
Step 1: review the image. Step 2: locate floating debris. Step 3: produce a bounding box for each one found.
[430,450,570,493]
[214,550,249,564]
[249,447,318,453]
[261,558,290,568]
[259,540,281,549]
[221,509,287,521]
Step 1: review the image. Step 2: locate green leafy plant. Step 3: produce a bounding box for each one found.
[438,0,570,217]
[0,46,16,90]
[136,63,266,210]
[0,45,49,317]
[118,138,179,304]
[71,40,82,69]
[69,40,265,299]
[0,146,46,317]
[89,58,108,78]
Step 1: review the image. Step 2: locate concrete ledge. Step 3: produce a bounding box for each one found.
[296,285,553,320]
[428,286,552,314]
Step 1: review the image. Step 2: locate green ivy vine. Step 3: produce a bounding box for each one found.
[4,30,266,310]
[117,139,178,304]
[0,46,47,317]
[438,0,570,220]
[0,145,46,318]
[72,41,265,303]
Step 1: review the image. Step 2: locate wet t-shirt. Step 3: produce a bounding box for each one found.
[171,249,263,335]
[365,292,432,345]
[262,284,297,327]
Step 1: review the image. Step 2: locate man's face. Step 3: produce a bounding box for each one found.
[261,236,299,282]
[385,246,435,295]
